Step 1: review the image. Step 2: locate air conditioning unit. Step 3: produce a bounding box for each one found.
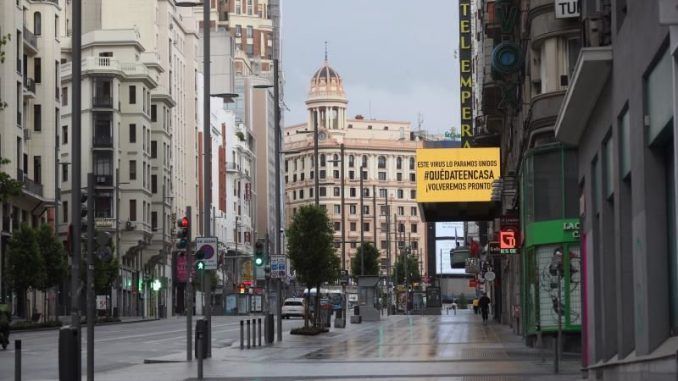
[126,221,135,231]
[23,129,31,140]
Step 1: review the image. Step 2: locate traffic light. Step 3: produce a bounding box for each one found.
[176,215,191,250]
[194,260,205,271]
[254,239,265,267]
[80,193,89,237]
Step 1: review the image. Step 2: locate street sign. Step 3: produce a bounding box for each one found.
[555,0,580,19]
[195,236,218,270]
[484,271,496,282]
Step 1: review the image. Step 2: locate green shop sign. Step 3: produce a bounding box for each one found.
[525,218,580,247]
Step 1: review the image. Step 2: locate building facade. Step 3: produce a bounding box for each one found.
[0,0,62,315]
[556,0,678,378]
[284,61,427,276]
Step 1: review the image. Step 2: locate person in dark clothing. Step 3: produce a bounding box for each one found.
[0,303,10,349]
[479,293,491,325]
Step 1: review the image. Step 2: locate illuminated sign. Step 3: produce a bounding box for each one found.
[500,214,520,254]
[459,0,473,147]
[416,148,501,202]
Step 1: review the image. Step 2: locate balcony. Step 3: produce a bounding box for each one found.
[23,78,36,99]
[22,27,38,56]
[226,162,240,172]
[92,95,113,108]
[18,171,44,197]
[93,134,114,148]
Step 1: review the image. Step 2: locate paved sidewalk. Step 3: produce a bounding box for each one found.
[95,310,583,380]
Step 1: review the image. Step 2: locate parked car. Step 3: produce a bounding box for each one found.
[281,298,306,319]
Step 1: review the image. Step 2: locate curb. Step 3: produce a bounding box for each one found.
[10,318,158,332]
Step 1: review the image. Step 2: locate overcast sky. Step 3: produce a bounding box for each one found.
[281,0,460,134]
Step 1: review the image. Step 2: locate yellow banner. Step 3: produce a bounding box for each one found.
[416,148,500,202]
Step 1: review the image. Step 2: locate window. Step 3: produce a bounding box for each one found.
[603,134,614,198]
[333,187,340,197]
[129,124,136,143]
[350,187,356,197]
[333,170,339,179]
[410,189,416,199]
[646,48,672,145]
[378,156,386,169]
[396,157,402,170]
[363,223,370,232]
[378,172,386,180]
[34,12,41,35]
[151,212,158,231]
[34,58,41,83]
[309,188,313,198]
[151,141,157,158]
[348,155,354,167]
[350,242,357,248]
[410,173,416,182]
[62,126,68,144]
[246,26,253,38]
[409,157,415,170]
[381,240,387,249]
[299,189,304,199]
[411,207,417,216]
[361,170,367,180]
[129,160,137,180]
[151,175,157,193]
[411,224,418,233]
[129,200,137,221]
[397,173,402,181]
[398,223,405,233]
[33,105,41,131]
[320,170,326,179]
[363,206,370,215]
[333,154,339,167]
[619,107,631,178]
[363,187,370,197]
[54,15,58,38]
[129,85,136,104]
[349,205,356,215]
[151,105,157,122]
[319,187,326,197]
[380,205,388,215]
[247,0,253,15]
[361,155,368,168]
[62,163,68,181]
[333,205,341,214]
[320,154,326,166]
[379,188,387,198]
[235,24,242,36]
[397,189,404,199]
[398,206,404,216]
[334,222,341,231]
[349,170,355,180]
[63,201,68,223]
[33,156,41,184]
[62,87,68,106]
[350,222,356,231]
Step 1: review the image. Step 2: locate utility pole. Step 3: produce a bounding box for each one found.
[313,114,319,206]
[372,185,376,250]
[86,173,94,381]
[359,166,364,276]
[185,206,193,362]
[385,195,391,315]
[201,0,213,358]
[273,58,283,343]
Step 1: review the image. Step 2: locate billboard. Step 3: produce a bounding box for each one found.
[434,221,466,275]
[416,148,501,202]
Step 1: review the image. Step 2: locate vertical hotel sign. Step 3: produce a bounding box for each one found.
[459,0,473,148]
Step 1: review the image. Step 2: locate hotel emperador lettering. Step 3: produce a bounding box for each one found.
[459,0,473,148]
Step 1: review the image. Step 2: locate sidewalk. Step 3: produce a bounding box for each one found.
[95,309,583,380]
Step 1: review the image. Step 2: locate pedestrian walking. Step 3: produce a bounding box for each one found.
[0,303,10,349]
[451,300,457,315]
[472,298,479,314]
[479,292,491,325]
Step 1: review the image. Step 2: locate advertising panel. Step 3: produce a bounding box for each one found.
[459,0,474,147]
[416,148,501,202]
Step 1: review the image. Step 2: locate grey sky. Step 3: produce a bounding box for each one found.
[281,0,460,134]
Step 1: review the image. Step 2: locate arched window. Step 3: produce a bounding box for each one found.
[333,154,339,167]
[34,12,42,36]
[361,155,368,168]
[320,154,326,167]
[409,157,415,170]
[348,155,355,167]
[396,157,402,170]
[378,156,386,169]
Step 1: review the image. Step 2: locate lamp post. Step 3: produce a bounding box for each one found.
[327,144,345,323]
[549,248,564,374]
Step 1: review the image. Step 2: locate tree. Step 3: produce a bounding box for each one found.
[287,205,339,328]
[0,158,23,202]
[392,253,421,285]
[36,224,67,321]
[351,243,380,277]
[6,225,44,317]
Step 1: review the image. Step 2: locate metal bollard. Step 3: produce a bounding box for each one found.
[15,340,21,381]
[240,321,244,350]
[246,319,251,349]
[197,333,203,380]
[257,318,262,347]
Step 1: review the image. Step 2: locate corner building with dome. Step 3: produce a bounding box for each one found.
[284,60,428,278]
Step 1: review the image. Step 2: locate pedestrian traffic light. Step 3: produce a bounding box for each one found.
[194,260,205,271]
[254,239,264,267]
[176,215,190,250]
[80,193,89,236]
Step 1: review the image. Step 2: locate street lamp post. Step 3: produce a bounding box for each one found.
[327,145,345,323]
[359,165,365,276]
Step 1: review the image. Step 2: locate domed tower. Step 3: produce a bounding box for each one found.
[305,59,348,131]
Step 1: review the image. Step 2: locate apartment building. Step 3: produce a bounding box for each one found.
[284,61,427,274]
[0,0,61,314]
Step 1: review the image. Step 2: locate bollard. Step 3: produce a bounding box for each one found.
[246,320,251,349]
[257,318,262,347]
[240,321,244,350]
[58,326,79,381]
[197,332,203,380]
[15,340,21,381]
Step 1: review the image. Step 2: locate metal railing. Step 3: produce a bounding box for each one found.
[23,177,43,196]
[22,27,38,50]
[93,135,114,148]
[93,95,113,108]
[23,78,36,94]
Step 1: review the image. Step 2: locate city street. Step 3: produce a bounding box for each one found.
[4,309,581,381]
[0,315,300,381]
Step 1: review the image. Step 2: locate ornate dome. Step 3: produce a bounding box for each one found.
[308,61,346,100]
